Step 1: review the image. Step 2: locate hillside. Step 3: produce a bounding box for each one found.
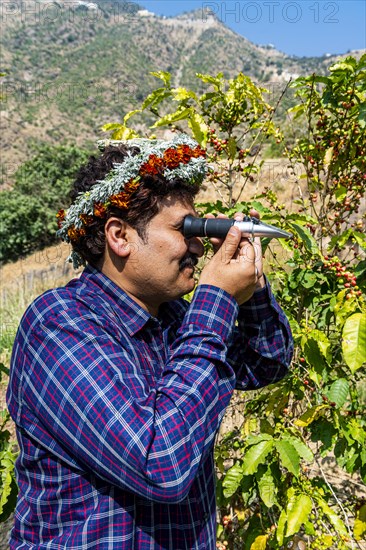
[1,0,364,180]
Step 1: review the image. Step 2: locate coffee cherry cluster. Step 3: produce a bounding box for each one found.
[222,515,232,529]
[208,129,228,154]
[321,257,361,298]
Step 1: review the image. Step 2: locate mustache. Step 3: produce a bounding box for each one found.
[179,255,199,270]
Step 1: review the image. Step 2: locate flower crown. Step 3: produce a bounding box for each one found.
[57,134,207,268]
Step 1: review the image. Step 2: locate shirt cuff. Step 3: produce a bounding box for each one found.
[239,278,278,322]
[184,285,239,343]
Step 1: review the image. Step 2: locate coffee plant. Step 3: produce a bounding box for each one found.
[0,363,17,523]
[103,57,366,549]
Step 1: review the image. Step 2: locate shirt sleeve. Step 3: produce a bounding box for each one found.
[227,278,293,390]
[11,289,239,505]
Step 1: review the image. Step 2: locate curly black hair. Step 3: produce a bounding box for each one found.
[70,144,201,266]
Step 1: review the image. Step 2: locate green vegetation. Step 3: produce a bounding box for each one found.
[1,2,346,171]
[0,143,90,262]
[104,57,366,548]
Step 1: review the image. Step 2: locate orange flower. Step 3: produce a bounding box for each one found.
[109,192,129,209]
[179,144,192,163]
[94,202,107,218]
[124,179,140,194]
[67,226,86,242]
[80,214,94,226]
[163,147,182,169]
[140,155,165,176]
[192,146,206,158]
[138,144,206,179]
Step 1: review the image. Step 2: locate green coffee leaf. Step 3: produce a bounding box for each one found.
[276,508,287,545]
[187,112,209,147]
[249,535,268,550]
[295,405,328,427]
[289,222,320,255]
[275,439,300,476]
[286,436,314,463]
[227,137,238,160]
[285,494,312,537]
[0,470,12,516]
[222,462,244,498]
[353,231,366,250]
[301,329,332,364]
[342,313,366,373]
[123,109,141,124]
[328,228,352,249]
[354,503,366,541]
[142,88,171,110]
[151,107,192,128]
[101,122,123,131]
[246,433,273,446]
[196,72,224,89]
[242,439,274,475]
[150,71,171,87]
[0,450,18,522]
[334,185,347,202]
[101,124,138,140]
[256,466,277,508]
[172,87,197,101]
[334,289,359,328]
[326,378,349,408]
[317,497,348,536]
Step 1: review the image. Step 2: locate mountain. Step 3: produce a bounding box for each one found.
[1,0,364,182]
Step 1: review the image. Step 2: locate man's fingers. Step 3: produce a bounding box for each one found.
[249,208,260,220]
[238,240,256,263]
[221,226,242,263]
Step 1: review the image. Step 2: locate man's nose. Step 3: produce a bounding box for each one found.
[187,236,204,258]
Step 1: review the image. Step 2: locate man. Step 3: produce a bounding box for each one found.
[7,134,293,549]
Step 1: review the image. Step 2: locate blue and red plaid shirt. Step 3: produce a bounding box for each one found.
[7,265,293,549]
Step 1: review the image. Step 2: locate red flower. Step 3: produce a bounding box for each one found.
[56,209,66,229]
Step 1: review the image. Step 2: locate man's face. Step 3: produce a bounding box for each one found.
[123,196,205,314]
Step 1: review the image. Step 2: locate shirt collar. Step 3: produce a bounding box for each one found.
[77,264,153,336]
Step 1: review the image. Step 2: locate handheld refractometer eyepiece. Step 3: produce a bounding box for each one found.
[183,215,292,240]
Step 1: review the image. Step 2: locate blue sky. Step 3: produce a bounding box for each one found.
[137,1,366,57]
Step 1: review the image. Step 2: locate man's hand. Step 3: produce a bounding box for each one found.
[199,210,265,298]
[198,210,265,304]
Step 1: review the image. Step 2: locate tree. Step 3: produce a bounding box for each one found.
[0,143,90,263]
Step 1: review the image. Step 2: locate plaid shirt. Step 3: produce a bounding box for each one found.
[7,265,293,549]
